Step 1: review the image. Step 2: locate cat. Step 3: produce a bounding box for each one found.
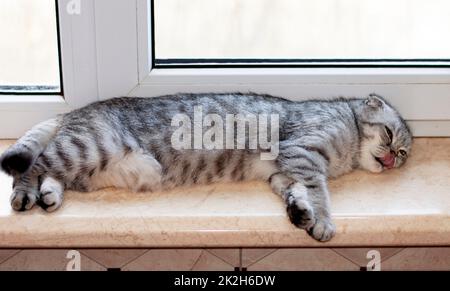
[0,93,412,242]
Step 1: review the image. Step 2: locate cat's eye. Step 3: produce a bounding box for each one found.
[398,150,407,156]
[384,126,393,143]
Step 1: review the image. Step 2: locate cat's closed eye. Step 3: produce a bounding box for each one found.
[385,126,393,144]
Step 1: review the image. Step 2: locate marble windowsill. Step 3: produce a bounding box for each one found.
[0,138,449,248]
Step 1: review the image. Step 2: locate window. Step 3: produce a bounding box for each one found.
[0,0,99,138]
[0,0,449,138]
[154,0,450,67]
[0,0,61,94]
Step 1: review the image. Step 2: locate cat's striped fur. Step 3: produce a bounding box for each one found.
[0,93,412,242]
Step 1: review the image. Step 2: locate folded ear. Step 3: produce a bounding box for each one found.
[365,94,385,108]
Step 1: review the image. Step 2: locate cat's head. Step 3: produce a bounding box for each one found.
[356,94,412,173]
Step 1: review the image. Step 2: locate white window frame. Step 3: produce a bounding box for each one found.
[1,0,450,138]
[0,0,99,138]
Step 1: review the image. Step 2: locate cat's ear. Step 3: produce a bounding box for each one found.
[365,94,385,108]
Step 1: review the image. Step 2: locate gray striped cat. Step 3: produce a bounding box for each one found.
[0,93,411,242]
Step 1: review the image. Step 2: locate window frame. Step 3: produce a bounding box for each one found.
[137,0,450,136]
[0,0,63,96]
[0,0,100,137]
[1,0,449,138]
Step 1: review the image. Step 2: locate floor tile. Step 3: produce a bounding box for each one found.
[382,248,450,271]
[242,248,277,267]
[192,251,235,271]
[0,250,21,264]
[248,248,359,271]
[206,249,240,267]
[0,250,105,271]
[122,249,202,271]
[81,249,148,268]
[333,248,403,266]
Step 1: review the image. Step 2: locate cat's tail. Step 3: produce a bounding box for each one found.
[0,117,61,175]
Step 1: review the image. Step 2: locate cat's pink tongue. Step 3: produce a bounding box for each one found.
[381,153,396,169]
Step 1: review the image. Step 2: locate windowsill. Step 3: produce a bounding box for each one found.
[0,138,449,248]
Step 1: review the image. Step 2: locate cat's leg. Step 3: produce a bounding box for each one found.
[10,173,40,211]
[269,171,335,241]
[37,176,65,212]
[274,143,336,241]
[300,175,335,242]
[269,172,315,230]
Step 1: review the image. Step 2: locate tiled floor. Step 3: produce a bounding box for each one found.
[0,248,448,271]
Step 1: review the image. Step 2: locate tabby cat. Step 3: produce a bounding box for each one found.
[0,93,412,242]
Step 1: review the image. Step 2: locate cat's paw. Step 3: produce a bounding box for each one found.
[10,189,38,211]
[37,190,63,212]
[307,218,336,242]
[286,197,316,229]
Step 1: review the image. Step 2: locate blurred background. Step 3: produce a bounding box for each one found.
[1,0,450,88]
[155,0,450,60]
[0,0,59,88]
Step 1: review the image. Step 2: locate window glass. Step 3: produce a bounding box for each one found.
[0,0,60,93]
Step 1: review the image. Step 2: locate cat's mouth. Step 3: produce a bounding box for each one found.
[374,152,396,169]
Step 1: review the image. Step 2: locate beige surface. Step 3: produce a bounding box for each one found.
[0,138,449,248]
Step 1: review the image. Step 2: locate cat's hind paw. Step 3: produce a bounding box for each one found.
[37,190,63,212]
[10,189,38,211]
[37,176,64,212]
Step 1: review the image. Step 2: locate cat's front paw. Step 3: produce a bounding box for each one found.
[10,189,38,211]
[286,197,316,230]
[37,190,63,212]
[307,218,336,242]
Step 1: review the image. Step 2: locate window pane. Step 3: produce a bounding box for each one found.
[154,0,450,65]
[0,0,60,93]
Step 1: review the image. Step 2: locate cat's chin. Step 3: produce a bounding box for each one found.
[358,158,384,173]
[360,166,384,174]
[368,158,384,173]
[358,155,384,173]
[369,164,384,173]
